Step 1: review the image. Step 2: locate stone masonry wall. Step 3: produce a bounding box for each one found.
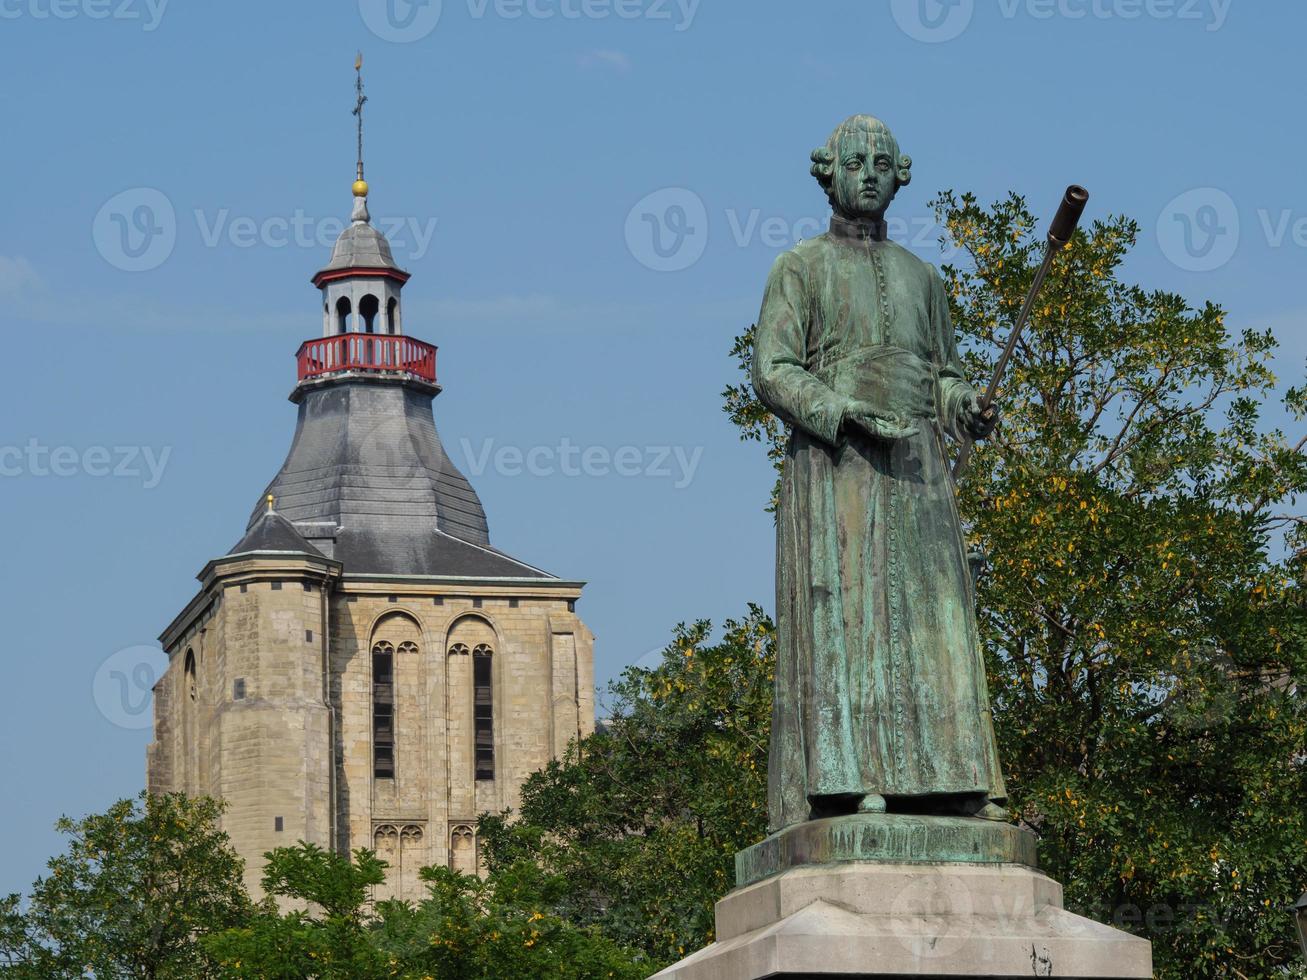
[150,571,593,902]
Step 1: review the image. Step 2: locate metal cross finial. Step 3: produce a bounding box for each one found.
[353,51,367,182]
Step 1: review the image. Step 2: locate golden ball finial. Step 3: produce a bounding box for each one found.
[266,493,276,513]
[352,179,369,198]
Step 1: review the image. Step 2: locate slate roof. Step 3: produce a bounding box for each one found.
[332,527,552,579]
[247,378,554,580]
[229,510,326,558]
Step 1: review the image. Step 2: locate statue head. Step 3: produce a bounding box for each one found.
[811,115,912,221]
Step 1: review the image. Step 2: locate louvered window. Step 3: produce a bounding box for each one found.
[373,642,395,778]
[473,644,494,780]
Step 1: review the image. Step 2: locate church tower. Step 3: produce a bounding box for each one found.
[145,60,595,900]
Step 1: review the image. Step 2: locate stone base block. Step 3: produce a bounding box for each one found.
[736,814,1040,888]
[651,862,1152,979]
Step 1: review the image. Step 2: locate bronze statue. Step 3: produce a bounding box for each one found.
[753,115,1008,829]
[651,119,1147,980]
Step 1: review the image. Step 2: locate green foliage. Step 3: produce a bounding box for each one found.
[262,842,387,922]
[0,792,250,979]
[723,329,785,511]
[373,862,649,979]
[4,800,647,979]
[204,843,391,978]
[717,190,1307,977]
[204,842,647,979]
[480,608,774,968]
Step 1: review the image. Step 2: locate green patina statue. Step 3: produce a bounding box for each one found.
[753,115,1008,831]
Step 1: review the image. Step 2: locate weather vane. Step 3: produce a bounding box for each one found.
[352,51,368,196]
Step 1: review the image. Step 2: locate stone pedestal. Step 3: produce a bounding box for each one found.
[652,815,1152,980]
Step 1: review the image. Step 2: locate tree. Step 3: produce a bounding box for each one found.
[721,191,1307,978]
[0,793,251,979]
[374,862,650,979]
[203,842,392,979]
[204,842,648,979]
[479,608,774,968]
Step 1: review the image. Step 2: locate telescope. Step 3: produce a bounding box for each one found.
[952,185,1090,481]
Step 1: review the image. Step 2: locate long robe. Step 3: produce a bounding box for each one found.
[752,216,1007,832]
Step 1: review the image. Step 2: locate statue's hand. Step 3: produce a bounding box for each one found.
[844,401,920,442]
[960,394,1000,440]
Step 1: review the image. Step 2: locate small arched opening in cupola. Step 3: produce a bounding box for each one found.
[360,293,380,334]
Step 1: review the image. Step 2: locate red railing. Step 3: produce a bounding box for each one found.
[296,333,437,384]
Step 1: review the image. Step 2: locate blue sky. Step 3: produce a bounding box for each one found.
[2,0,1303,896]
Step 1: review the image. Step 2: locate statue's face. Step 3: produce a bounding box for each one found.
[832,128,898,220]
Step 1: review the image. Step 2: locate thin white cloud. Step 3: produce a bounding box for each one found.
[0,255,43,298]
[1,259,304,333]
[578,49,631,73]
[1,254,738,337]
[417,293,645,331]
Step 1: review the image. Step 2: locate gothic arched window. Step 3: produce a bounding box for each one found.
[335,296,352,334]
[181,648,200,793]
[473,644,494,781]
[372,640,395,779]
[386,296,399,334]
[450,824,476,874]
